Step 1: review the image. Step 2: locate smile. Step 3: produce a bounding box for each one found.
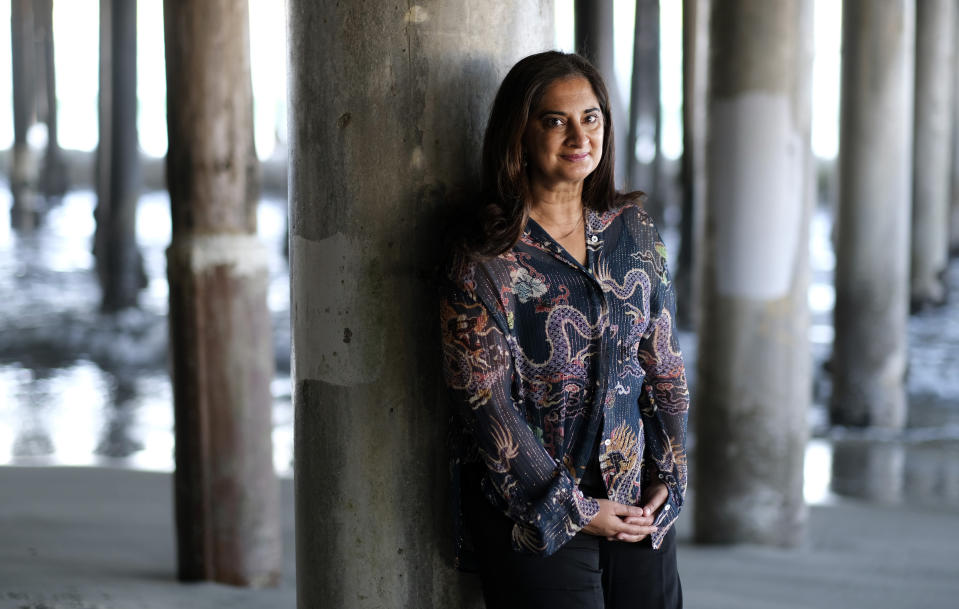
[560,153,590,162]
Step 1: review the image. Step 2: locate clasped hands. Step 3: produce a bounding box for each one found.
[581,481,668,543]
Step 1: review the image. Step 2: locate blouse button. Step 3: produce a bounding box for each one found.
[603,439,611,446]
[590,235,599,243]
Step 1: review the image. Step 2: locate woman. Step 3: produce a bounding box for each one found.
[440,51,689,609]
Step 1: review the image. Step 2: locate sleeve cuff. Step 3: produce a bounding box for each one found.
[649,470,683,550]
[508,470,601,556]
[650,495,678,549]
[572,487,601,529]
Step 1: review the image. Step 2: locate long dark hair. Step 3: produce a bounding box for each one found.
[460,51,633,259]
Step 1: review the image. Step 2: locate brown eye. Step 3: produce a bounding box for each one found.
[584,114,600,125]
[544,116,564,128]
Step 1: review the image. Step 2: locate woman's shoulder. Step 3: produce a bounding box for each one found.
[443,248,514,295]
[616,191,657,226]
[590,191,657,234]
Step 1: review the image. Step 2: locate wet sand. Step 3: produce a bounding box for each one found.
[2,466,957,609]
[0,467,296,608]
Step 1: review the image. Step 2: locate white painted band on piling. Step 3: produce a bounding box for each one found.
[168,234,270,277]
[710,92,803,300]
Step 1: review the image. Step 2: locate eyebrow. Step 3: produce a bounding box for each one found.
[539,107,601,117]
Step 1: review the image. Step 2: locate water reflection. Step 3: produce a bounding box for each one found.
[0,185,292,475]
[904,441,959,506]
[832,440,905,504]
[3,361,105,465]
[826,437,959,509]
[11,367,55,458]
[94,375,143,459]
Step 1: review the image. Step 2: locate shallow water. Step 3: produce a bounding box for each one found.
[0,186,293,475]
[1,185,957,508]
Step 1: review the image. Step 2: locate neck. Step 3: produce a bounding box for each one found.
[528,179,584,226]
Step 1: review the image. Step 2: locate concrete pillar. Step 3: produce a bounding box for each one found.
[575,0,628,186]
[10,0,38,228]
[164,0,280,587]
[96,0,143,311]
[832,0,914,429]
[289,2,552,606]
[694,0,813,546]
[676,0,711,329]
[911,0,955,309]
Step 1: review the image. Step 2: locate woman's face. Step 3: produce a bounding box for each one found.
[523,76,604,192]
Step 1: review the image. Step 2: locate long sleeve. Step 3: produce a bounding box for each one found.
[440,270,600,556]
[636,235,690,550]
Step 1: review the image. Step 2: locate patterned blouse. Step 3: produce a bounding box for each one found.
[440,201,689,562]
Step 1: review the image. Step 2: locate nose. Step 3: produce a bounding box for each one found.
[566,122,588,148]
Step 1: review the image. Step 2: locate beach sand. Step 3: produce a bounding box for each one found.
[1,466,957,609]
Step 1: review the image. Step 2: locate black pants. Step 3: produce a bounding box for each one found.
[465,490,683,609]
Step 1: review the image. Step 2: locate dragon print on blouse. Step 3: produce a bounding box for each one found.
[441,202,689,565]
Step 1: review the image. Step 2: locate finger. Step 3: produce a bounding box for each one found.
[621,515,654,526]
[609,502,646,518]
[609,522,658,537]
[614,532,650,543]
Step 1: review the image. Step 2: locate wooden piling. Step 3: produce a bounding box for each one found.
[96,0,143,312]
[164,0,280,587]
[575,0,628,186]
[626,0,660,209]
[36,0,67,198]
[10,0,38,228]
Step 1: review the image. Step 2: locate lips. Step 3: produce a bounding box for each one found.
[561,152,590,162]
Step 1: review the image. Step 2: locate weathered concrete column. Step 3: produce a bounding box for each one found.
[96,0,143,311]
[910,0,955,309]
[676,0,711,329]
[832,0,914,429]
[10,0,38,228]
[695,0,813,546]
[575,0,628,186]
[626,0,660,203]
[164,0,280,587]
[289,2,552,606]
